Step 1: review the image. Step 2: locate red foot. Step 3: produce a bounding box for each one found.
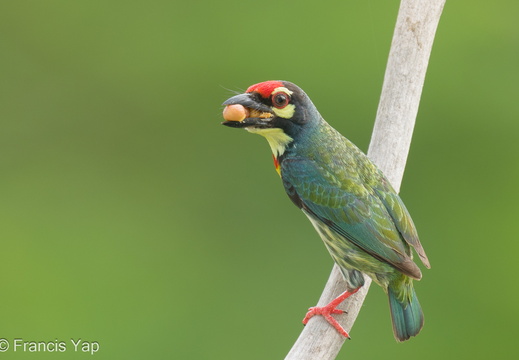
[302,286,361,339]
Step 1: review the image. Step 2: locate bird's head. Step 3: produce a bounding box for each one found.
[221,81,319,141]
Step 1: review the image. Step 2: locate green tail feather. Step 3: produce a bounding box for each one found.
[388,285,424,342]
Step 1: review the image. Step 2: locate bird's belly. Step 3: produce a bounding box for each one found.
[304,212,395,288]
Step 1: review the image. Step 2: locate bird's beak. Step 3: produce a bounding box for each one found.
[221,93,274,129]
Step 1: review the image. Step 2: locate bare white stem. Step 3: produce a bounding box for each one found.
[285,1,445,359]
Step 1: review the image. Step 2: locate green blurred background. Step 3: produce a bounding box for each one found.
[1,0,517,359]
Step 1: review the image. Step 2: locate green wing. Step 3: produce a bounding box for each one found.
[282,158,429,279]
[373,186,430,268]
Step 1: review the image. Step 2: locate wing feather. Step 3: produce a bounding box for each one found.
[282,158,427,279]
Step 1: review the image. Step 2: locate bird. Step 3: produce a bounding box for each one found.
[221,80,430,342]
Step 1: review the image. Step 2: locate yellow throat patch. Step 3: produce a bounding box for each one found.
[245,127,293,175]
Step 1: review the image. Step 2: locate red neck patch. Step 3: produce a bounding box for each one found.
[246,81,284,98]
[272,154,281,175]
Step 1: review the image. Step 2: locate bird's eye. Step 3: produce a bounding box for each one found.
[271,92,290,109]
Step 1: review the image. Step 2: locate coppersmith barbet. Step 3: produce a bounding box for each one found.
[221,80,430,341]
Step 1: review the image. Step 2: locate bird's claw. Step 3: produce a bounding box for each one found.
[301,287,361,339]
[302,305,351,338]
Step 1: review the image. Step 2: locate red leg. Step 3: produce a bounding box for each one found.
[302,286,361,339]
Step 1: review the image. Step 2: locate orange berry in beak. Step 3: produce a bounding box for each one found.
[223,104,249,122]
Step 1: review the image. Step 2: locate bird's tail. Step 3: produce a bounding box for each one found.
[388,282,424,342]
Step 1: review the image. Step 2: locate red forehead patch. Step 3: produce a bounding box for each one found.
[246,81,284,98]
